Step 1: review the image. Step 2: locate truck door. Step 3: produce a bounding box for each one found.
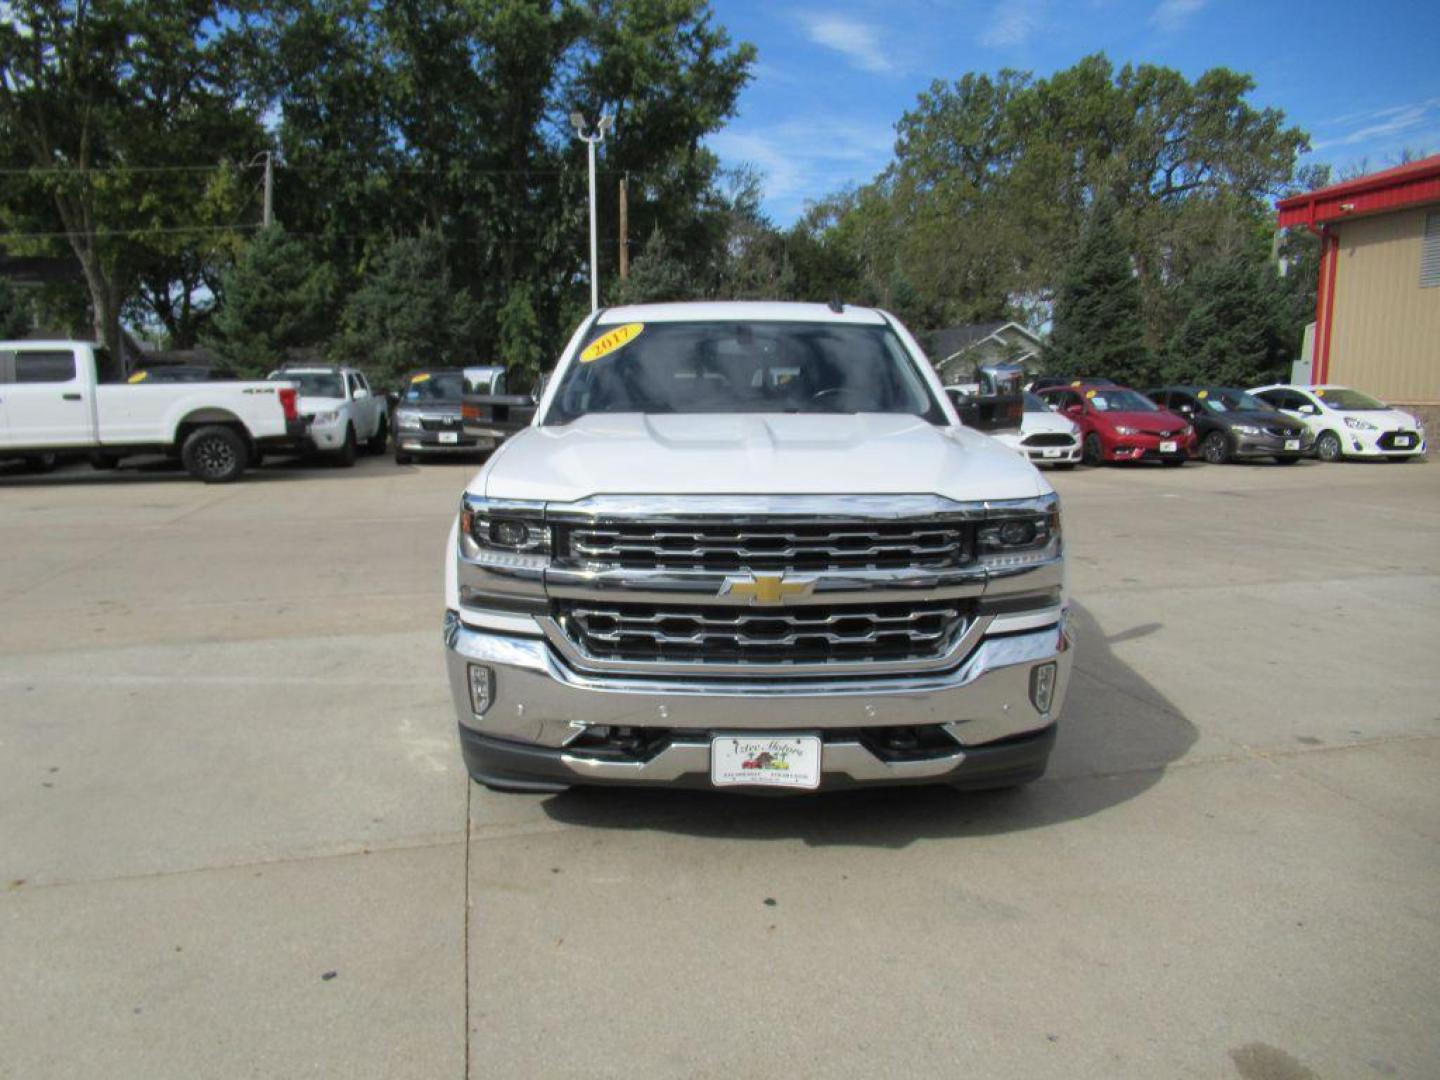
[5,346,94,447]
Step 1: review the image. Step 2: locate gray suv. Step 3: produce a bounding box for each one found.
[393,367,504,464]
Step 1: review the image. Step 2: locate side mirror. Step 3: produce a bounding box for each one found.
[957,360,1025,436]
[1299,404,1318,415]
[353,387,369,400]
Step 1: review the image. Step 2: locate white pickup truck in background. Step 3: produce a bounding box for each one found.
[267,365,390,466]
[0,340,304,482]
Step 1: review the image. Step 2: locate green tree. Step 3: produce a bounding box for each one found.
[1048,199,1151,383]
[0,1,264,356]
[496,284,545,387]
[611,229,692,304]
[1161,251,1293,386]
[0,278,33,338]
[207,226,337,374]
[335,230,480,384]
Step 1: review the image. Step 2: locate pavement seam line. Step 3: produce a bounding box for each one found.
[464,777,473,1080]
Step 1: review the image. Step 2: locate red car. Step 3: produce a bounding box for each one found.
[1037,383,1195,466]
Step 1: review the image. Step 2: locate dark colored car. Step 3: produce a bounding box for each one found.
[1148,386,1312,465]
[392,367,499,464]
[1037,384,1195,466]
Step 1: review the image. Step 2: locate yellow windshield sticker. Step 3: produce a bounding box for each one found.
[580,323,644,362]
[1314,388,1325,397]
[128,371,148,383]
[1085,389,1096,399]
[1197,389,1208,399]
[411,373,431,383]
[1070,380,1082,387]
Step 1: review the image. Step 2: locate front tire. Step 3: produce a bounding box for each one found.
[366,416,388,454]
[333,425,358,467]
[1201,430,1231,465]
[181,425,248,483]
[1315,431,1343,463]
[1082,433,1104,466]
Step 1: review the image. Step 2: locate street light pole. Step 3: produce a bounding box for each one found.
[569,111,613,312]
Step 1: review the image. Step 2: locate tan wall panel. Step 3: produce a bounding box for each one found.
[1328,207,1440,403]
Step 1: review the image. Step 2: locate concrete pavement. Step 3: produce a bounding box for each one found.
[1,452,1436,1078]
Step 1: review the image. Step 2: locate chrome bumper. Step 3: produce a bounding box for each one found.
[444,608,1073,786]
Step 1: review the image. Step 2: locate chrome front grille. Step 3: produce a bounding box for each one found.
[557,599,967,665]
[562,521,967,572]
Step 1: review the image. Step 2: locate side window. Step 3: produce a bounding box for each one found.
[1256,390,1286,410]
[1173,392,1198,412]
[92,347,124,384]
[493,373,506,396]
[346,373,362,398]
[15,349,78,383]
[0,349,14,383]
[355,373,370,393]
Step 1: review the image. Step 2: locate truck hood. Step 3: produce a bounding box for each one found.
[474,413,1048,503]
[297,395,345,416]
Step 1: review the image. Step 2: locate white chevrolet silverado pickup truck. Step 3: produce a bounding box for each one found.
[0,341,303,482]
[443,302,1072,793]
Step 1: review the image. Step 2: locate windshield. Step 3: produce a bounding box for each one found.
[402,371,466,403]
[1200,388,1273,414]
[1023,391,1050,413]
[271,371,343,398]
[1088,388,1157,413]
[546,320,944,424]
[1316,388,1386,410]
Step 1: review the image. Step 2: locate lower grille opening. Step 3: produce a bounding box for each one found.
[563,725,960,766]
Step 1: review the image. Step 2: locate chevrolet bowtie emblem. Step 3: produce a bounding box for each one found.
[720,573,817,606]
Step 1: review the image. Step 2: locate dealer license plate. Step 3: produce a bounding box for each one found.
[438,432,459,444]
[1284,439,1300,451]
[1042,448,1063,458]
[1159,440,1177,453]
[711,734,821,790]
[1395,435,1413,447]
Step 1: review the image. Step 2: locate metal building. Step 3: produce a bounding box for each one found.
[1276,155,1440,425]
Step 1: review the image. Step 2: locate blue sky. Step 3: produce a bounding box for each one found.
[703,0,1440,224]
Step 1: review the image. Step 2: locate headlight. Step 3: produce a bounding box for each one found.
[1343,416,1377,431]
[977,495,1061,569]
[1232,424,1260,435]
[1113,425,1139,436]
[311,409,341,424]
[459,497,551,569]
[396,411,423,430]
[1178,424,1193,437]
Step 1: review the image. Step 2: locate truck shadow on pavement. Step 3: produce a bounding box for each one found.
[0,455,393,485]
[538,603,1197,848]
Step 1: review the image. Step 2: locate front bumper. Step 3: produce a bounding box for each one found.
[396,430,495,454]
[443,609,1073,792]
[1230,431,1314,459]
[1340,427,1426,457]
[1101,433,1197,462]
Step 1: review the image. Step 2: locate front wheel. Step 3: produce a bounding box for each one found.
[1082,433,1104,466]
[333,425,358,467]
[1315,431,1343,463]
[366,415,388,454]
[1201,430,1231,465]
[181,425,248,483]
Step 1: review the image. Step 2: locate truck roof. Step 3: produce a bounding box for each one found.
[593,301,888,326]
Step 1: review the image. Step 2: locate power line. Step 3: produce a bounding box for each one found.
[0,223,267,240]
[0,163,612,178]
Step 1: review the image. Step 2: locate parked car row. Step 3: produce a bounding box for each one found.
[948,376,1428,469]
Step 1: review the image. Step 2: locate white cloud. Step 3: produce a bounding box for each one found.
[707,117,896,223]
[798,13,896,75]
[980,1,1043,48]
[1150,0,1208,32]
[1312,97,1440,151]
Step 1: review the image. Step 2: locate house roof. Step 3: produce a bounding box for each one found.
[927,321,1042,365]
[1276,153,1440,228]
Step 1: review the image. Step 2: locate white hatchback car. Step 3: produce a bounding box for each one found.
[1248,384,1426,463]
[948,388,1080,467]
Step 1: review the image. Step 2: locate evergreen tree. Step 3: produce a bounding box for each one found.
[1161,252,1292,386]
[1047,199,1151,384]
[0,278,33,338]
[335,231,481,385]
[206,226,337,375]
[610,230,692,305]
[496,284,545,389]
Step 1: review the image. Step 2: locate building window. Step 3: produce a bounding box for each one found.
[1423,211,1440,288]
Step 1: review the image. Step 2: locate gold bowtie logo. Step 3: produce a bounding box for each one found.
[720,573,816,606]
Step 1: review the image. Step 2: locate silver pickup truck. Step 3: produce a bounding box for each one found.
[443,302,1073,793]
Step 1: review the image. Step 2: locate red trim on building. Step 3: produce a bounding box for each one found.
[1277,154,1440,228]
[1316,231,1340,383]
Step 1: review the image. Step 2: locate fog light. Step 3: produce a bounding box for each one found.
[468,664,494,716]
[1030,662,1057,714]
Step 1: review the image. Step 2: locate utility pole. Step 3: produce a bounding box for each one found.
[262,151,274,228]
[618,175,629,280]
[568,112,613,312]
